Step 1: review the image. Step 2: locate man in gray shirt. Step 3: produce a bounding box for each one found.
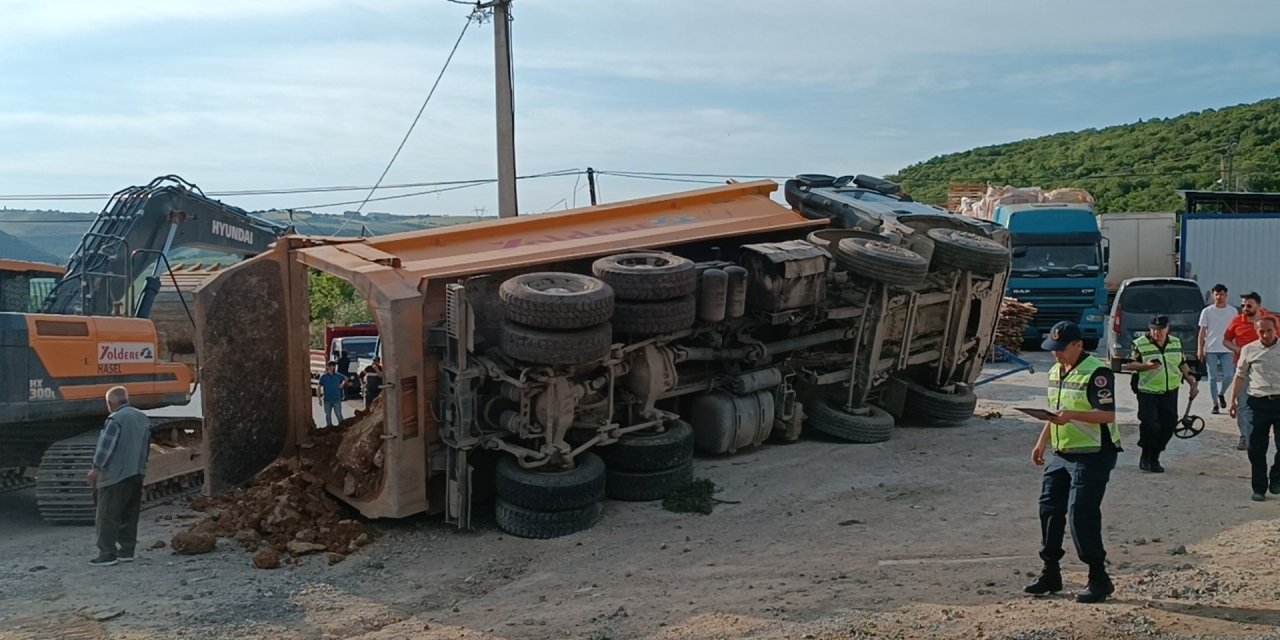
[1229,317,1280,503]
[85,386,152,566]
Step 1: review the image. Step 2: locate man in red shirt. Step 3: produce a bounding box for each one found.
[1226,292,1274,448]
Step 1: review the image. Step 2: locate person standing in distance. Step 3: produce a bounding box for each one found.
[1229,316,1280,502]
[1225,292,1274,451]
[85,386,152,567]
[361,356,384,410]
[317,361,347,428]
[1198,284,1237,418]
[1125,315,1198,472]
[1025,321,1120,603]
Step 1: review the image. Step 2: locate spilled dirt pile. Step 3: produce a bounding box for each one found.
[173,398,386,566]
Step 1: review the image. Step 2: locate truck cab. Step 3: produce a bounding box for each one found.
[994,203,1109,349]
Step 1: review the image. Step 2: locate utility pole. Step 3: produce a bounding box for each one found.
[488,0,518,218]
[586,167,598,206]
[1219,140,1239,192]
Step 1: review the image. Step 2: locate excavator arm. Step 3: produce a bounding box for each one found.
[40,175,290,317]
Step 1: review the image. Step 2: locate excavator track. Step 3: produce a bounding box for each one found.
[35,417,204,525]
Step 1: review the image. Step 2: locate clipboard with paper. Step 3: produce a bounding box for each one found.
[1014,407,1059,421]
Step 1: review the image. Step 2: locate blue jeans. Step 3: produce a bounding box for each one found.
[1205,352,1236,405]
[1237,377,1253,440]
[324,399,344,427]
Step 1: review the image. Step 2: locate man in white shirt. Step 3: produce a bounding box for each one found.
[1198,284,1239,422]
[1229,316,1280,502]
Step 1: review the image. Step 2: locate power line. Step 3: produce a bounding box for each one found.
[338,10,477,236]
[292,168,581,210]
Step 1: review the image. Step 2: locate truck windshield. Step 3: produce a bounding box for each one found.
[338,338,378,359]
[1012,245,1100,273]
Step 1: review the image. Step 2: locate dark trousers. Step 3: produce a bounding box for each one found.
[1246,396,1280,494]
[1136,390,1178,458]
[1039,450,1116,572]
[96,474,144,559]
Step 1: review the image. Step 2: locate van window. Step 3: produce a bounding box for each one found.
[1119,284,1203,314]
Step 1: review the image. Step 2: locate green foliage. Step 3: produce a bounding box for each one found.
[888,98,1280,213]
[661,478,719,515]
[308,270,372,348]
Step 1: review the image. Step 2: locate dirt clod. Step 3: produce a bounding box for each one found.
[150,540,166,549]
[171,531,217,555]
[286,540,327,555]
[252,549,281,570]
[327,552,346,565]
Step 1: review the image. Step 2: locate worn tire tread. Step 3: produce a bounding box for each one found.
[495,452,606,511]
[805,397,895,443]
[596,421,694,472]
[500,321,612,366]
[605,460,695,502]
[612,296,697,335]
[592,253,697,300]
[499,273,615,330]
[494,499,603,539]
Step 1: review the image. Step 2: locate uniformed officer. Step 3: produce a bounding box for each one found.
[1024,321,1120,603]
[1124,315,1198,472]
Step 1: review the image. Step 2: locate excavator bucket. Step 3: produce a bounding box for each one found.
[195,240,311,494]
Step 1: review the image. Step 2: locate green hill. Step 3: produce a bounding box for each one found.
[0,228,60,264]
[889,98,1280,213]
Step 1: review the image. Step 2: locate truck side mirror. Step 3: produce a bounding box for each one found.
[1103,246,1110,264]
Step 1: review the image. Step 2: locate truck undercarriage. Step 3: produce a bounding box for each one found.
[197,179,1011,538]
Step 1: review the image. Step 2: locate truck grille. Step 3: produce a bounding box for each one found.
[1032,309,1080,328]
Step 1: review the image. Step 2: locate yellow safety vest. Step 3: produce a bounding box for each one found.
[1133,334,1184,394]
[1047,354,1120,454]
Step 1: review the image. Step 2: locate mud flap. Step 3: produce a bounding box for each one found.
[195,244,307,494]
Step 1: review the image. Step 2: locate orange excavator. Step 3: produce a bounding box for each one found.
[0,175,289,522]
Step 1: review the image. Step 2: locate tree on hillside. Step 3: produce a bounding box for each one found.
[888,98,1280,213]
[309,270,373,348]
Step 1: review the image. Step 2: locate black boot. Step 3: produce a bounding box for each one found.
[1023,567,1062,595]
[1076,568,1114,603]
[1149,453,1165,473]
[1138,451,1152,472]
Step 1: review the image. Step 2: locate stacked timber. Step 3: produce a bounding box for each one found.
[996,297,1037,354]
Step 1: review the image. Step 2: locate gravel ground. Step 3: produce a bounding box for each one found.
[4,351,1280,639]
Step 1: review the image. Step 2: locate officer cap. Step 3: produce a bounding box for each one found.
[1041,321,1083,351]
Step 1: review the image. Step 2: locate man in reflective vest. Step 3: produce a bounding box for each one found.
[1025,321,1120,603]
[1124,315,1198,472]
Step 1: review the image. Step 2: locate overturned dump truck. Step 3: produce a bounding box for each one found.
[198,177,1010,538]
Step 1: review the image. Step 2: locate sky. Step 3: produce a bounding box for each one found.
[1,0,1278,218]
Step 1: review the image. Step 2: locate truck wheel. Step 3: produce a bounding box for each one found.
[605,460,694,502]
[833,238,928,288]
[595,420,694,472]
[925,228,1011,275]
[902,381,978,427]
[495,499,603,539]
[500,321,612,366]
[499,272,614,330]
[805,397,894,443]
[495,452,606,511]
[612,295,697,335]
[592,252,697,300]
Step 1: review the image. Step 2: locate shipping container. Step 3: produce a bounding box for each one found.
[1180,214,1280,303]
